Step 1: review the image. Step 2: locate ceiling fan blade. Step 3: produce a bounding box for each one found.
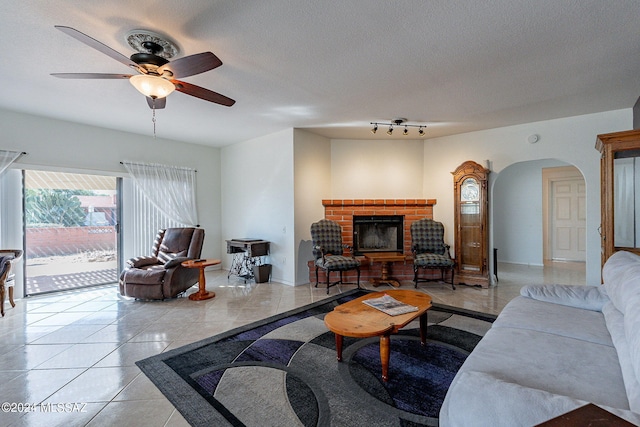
[147,97,166,109]
[158,52,222,79]
[172,80,235,107]
[51,73,132,79]
[55,26,141,72]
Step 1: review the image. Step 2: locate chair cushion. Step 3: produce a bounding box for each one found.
[414,253,454,268]
[316,255,360,270]
[122,264,166,285]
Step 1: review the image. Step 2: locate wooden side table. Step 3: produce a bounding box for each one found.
[181,259,220,301]
[535,403,635,426]
[363,252,407,287]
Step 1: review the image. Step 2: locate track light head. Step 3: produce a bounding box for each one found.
[370,119,427,137]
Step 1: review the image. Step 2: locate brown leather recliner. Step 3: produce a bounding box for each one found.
[119,228,205,300]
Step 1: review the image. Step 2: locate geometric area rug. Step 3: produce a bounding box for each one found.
[136,289,496,427]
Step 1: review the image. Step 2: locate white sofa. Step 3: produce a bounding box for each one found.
[440,250,640,426]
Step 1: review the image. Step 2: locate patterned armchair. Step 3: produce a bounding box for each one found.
[310,219,360,294]
[411,218,455,290]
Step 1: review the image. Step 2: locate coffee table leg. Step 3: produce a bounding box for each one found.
[419,311,428,345]
[335,334,344,361]
[380,334,390,382]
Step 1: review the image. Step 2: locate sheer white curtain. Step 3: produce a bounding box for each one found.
[0,150,23,175]
[128,183,183,256]
[122,161,198,227]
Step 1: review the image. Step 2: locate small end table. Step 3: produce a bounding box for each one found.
[181,259,220,301]
[363,252,407,288]
[535,403,635,426]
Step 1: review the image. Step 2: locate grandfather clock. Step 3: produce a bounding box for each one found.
[452,160,490,287]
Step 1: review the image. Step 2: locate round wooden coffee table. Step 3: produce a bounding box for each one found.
[181,259,220,301]
[324,289,432,382]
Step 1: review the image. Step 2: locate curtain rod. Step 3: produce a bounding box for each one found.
[120,161,197,173]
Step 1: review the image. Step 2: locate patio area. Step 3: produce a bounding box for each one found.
[25,252,118,295]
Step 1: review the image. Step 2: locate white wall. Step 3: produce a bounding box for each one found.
[0,108,222,299]
[293,130,331,284]
[221,128,295,285]
[330,139,424,198]
[493,159,569,266]
[422,109,632,285]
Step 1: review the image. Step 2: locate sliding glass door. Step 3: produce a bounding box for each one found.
[23,170,120,295]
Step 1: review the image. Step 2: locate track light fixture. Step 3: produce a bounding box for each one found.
[370,119,427,137]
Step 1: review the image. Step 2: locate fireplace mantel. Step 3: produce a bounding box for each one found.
[322,199,437,209]
[321,199,437,255]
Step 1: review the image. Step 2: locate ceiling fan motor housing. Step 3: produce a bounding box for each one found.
[130,52,169,67]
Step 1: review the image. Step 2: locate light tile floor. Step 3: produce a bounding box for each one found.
[0,262,585,427]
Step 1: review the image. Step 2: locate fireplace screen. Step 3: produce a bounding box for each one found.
[353,215,404,255]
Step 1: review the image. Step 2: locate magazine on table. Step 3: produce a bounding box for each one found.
[363,294,418,316]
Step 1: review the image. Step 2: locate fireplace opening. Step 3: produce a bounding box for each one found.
[353,215,404,255]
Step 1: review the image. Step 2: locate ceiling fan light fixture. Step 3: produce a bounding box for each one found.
[129,74,175,99]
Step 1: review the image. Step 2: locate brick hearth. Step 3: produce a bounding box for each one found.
[308,199,440,285]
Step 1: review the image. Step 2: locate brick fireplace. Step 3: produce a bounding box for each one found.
[308,199,437,284]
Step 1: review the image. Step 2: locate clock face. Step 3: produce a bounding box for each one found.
[461,178,479,202]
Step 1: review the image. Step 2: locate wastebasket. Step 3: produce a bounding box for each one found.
[253,264,272,283]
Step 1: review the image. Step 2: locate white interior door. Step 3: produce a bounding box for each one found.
[550,178,586,261]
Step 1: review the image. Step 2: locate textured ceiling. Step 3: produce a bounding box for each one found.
[1,0,639,147]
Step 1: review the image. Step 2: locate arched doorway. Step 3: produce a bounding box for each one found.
[491,159,586,284]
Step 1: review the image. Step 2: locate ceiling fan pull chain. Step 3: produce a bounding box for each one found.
[152,98,157,138]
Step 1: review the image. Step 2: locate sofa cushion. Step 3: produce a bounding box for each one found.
[457,325,628,409]
[520,284,609,312]
[494,296,614,346]
[441,371,640,427]
[603,250,640,314]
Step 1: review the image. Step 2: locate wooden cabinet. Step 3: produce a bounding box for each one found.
[452,161,490,287]
[596,129,640,266]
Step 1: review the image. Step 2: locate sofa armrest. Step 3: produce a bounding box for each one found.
[442,371,640,426]
[164,256,190,269]
[126,256,159,268]
[520,284,609,312]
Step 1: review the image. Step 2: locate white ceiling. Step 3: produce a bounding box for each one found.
[2,0,639,147]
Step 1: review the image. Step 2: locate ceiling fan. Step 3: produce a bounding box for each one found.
[51,26,235,109]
